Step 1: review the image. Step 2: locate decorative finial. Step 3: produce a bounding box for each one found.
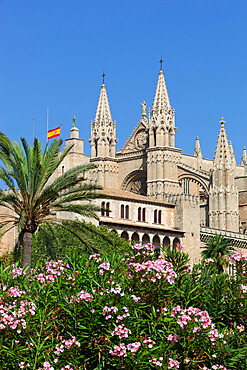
[102,70,106,84]
[220,117,225,126]
[159,55,163,71]
[72,116,77,127]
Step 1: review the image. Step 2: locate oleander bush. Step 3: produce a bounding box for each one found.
[0,244,247,370]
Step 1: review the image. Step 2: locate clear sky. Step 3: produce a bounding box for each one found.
[0,0,246,163]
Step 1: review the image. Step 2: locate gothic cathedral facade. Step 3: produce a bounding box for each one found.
[2,66,247,261]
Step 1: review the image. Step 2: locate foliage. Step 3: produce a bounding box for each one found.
[0,252,14,268]
[0,244,247,369]
[201,234,235,273]
[32,222,131,265]
[0,133,104,269]
[163,245,190,275]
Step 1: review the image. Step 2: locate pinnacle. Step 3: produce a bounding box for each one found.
[194,136,202,157]
[213,118,233,169]
[152,68,171,116]
[241,146,247,166]
[94,83,113,126]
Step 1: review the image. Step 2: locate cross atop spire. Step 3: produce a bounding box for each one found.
[220,117,225,127]
[102,70,105,84]
[159,56,163,71]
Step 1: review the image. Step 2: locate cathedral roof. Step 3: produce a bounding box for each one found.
[152,69,172,116]
[94,83,113,126]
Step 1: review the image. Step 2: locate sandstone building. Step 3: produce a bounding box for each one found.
[1,65,247,261]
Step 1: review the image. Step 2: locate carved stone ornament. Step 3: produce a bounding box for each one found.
[127,177,147,195]
[135,130,147,149]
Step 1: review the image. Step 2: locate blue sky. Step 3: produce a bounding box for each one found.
[0,0,246,163]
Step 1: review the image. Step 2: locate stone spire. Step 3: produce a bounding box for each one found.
[213,118,233,170]
[89,78,118,158]
[193,136,202,157]
[209,118,239,232]
[152,69,172,116]
[241,146,247,166]
[229,141,236,166]
[149,63,176,148]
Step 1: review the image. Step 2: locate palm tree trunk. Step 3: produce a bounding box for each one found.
[22,231,32,272]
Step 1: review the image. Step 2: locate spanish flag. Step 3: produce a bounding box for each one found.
[47,126,61,140]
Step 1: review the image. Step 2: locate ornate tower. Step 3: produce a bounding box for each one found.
[89,74,118,158]
[147,60,181,199]
[89,74,119,188]
[209,118,239,232]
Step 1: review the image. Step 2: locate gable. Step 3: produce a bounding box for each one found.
[117,120,148,154]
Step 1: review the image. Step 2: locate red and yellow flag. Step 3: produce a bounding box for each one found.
[47,126,61,139]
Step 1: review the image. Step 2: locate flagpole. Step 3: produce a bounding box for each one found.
[33,118,34,142]
[47,105,49,143]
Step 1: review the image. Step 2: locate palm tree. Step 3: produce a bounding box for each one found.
[0,133,105,270]
[201,234,235,273]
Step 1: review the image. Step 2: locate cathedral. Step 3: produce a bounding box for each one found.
[53,63,247,262]
[1,64,247,261]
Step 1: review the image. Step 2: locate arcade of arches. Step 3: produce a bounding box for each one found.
[111,229,181,249]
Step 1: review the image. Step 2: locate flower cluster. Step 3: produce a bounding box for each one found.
[171,305,211,329]
[0,295,36,331]
[89,253,102,262]
[149,356,163,367]
[111,324,131,338]
[32,260,67,284]
[128,257,177,284]
[143,337,156,348]
[98,261,114,275]
[102,305,118,320]
[70,290,93,303]
[12,267,27,279]
[54,336,80,355]
[168,358,180,369]
[229,253,247,262]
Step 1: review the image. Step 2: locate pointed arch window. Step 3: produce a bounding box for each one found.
[138,207,141,221]
[101,202,105,216]
[154,209,157,223]
[158,210,162,224]
[120,204,125,219]
[106,202,110,217]
[142,208,146,222]
[125,205,129,219]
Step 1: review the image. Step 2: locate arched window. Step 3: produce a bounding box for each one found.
[95,140,98,157]
[158,210,162,224]
[142,208,146,222]
[138,207,141,221]
[125,205,129,219]
[184,180,190,195]
[131,232,139,243]
[120,204,124,219]
[154,209,157,223]
[173,237,181,249]
[142,233,150,244]
[61,165,65,174]
[106,202,110,217]
[101,202,105,216]
[121,231,129,241]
